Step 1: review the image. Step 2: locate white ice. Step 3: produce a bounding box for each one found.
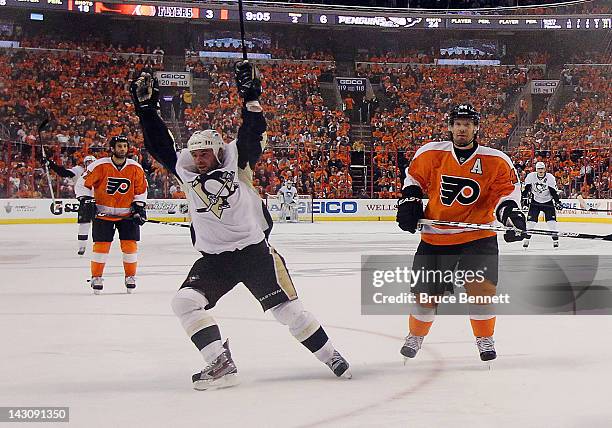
[1,221,611,427]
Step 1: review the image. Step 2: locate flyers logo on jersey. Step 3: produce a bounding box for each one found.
[440,175,480,206]
[106,177,132,195]
[191,170,237,219]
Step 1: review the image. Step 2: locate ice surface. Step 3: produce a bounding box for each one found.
[1,222,611,427]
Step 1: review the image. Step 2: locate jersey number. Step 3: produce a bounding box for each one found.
[440,175,480,206]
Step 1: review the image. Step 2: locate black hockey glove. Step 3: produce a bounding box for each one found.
[234,61,262,103]
[396,186,424,234]
[131,201,147,226]
[555,201,564,211]
[496,200,527,243]
[77,196,96,223]
[521,196,530,213]
[130,72,160,114]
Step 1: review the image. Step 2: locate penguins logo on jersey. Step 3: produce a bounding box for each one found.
[106,177,131,195]
[534,181,548,193]
[191,170,237,219]
[440,175,480,206]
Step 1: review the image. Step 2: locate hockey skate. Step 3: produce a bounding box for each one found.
[325,350,352,379]
[476,336,497,362]
[125,276,136,294]
[192,340,239,391]
[89,277,103,295]
[400,334,424,361]
[553,240,559,249]
[77,244,86,256]
[522,238,530,249]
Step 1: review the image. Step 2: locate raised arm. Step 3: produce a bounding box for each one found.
[130,73,179,178]
[234,61,267,170]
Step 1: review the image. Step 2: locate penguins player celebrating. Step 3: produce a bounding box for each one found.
[130,64,350,390]
[521,161,563,249]
[396,104,526,362]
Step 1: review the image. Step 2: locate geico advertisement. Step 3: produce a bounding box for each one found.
[1,199,610,221]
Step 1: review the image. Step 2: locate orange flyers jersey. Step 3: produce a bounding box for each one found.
[78,158,148,219]
[404,141,521,246]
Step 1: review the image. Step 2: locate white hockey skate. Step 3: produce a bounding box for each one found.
[553,240,559,249]
[522,238,530,249]
[77,244,86,256]
[400,334,424,361]
[90,277,103,295]
[192,340,239,391]
[476,336,497,362]
[125,276,136,294]
[325,350,352,379]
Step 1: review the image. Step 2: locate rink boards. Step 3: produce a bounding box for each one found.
[1,198,611,224]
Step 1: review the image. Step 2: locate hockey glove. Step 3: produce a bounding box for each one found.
[131,201,147,226]
[130,72,160,114]
[496,200,527,243]
[396,186,424,234]
[77,196,96,223]
[555,201,564,211]
[521,196,530,213]
[234,61,262,103]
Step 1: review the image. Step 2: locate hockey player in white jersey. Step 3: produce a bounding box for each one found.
[277,180,298,222]
[43,155,97,255]
[522,161,564,248]
[130,64,350,391]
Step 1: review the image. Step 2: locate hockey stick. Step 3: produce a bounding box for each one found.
[418,219,612,241]
[237,0,248,60]
[38,118,55,203]
[146,219,190,228]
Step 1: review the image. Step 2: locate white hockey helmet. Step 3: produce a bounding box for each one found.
[187,130,224,162]
[83,155,96,166]
[535,161,546,170]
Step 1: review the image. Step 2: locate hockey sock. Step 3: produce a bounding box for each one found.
[409,314,434,336]
[546,220,559,241]
[91,242,111,277]
[470,315,495,337]
[77,222,90,242]
[120,240,138,276]
[525,220,537,239]
[171,288,224,364]
[271,300,334,363]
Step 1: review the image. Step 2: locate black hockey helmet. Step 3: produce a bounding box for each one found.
[109,135,129,149]
[448,103,480,126]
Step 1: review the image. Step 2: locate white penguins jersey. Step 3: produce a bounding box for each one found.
[69,166,88,196]
[524,172,558,204]
[278,185,298,205]
[176,140,266,254]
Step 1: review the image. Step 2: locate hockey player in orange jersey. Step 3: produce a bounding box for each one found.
[77,136,148,294]
[396,104,527,362]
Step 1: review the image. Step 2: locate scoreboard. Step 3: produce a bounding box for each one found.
[1,0,610,30]
[0,0,94,13]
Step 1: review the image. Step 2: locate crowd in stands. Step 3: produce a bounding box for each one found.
[517,65,611,197]
[1,28,609,200]
[183,59,353,198]
[358,63,529,197]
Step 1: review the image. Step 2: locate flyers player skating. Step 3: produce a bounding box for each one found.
[130,64,350,390]
[43,154,97,255]
[396,104,526,362]
[76,136,148,294]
